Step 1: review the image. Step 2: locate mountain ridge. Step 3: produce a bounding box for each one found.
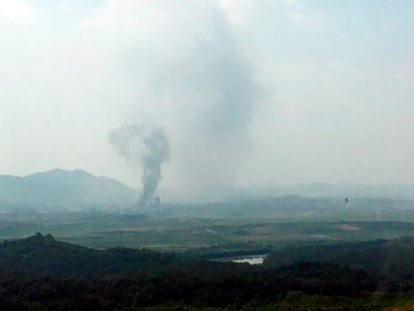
[0,168,137,207]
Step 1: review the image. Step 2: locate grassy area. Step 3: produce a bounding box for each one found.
[2,211,414,252]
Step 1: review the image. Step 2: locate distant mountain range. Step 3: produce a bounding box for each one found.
[0,168,137,207]
[1,168,413,210]
[243,182,414,200]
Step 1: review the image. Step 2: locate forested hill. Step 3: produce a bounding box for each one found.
[264,237,414,281]
[0,233,189,277]
[0,169,137,207]
[3,235,414,309]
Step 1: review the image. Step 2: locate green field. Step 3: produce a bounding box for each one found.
[2,210,414,254]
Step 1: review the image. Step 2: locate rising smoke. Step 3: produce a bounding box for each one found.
[109,124,170,208]
[105,2,259,202]
[118,3,259,201]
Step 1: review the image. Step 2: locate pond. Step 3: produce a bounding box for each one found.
[212,254,269,265]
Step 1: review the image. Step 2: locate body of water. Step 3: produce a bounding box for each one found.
[212,254,269,265]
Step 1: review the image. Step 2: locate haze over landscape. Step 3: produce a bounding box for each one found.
[1,0,414,203]
[3,1,414,310]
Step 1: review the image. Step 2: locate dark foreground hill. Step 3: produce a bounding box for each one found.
[0,233,187,277]
[0,168,137,207]
[264,237,414,284]
[2,235,414,309]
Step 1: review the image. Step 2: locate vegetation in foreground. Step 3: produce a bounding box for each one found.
[1,234,414,310]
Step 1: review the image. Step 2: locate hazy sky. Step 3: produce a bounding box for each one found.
[1,0,414,200]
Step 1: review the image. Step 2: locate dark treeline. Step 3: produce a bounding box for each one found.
[264,237,414,288]
[0,264,377,310]
[1,234,414,310]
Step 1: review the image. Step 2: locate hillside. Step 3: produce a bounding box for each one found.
[264,237,414,282]
[1,235,414,310]
[0,233,189,277]
[0,169,137,207]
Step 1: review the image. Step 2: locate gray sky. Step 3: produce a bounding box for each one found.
[1,0,414,201]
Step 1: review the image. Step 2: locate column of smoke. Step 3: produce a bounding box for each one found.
[109,124,170,209]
